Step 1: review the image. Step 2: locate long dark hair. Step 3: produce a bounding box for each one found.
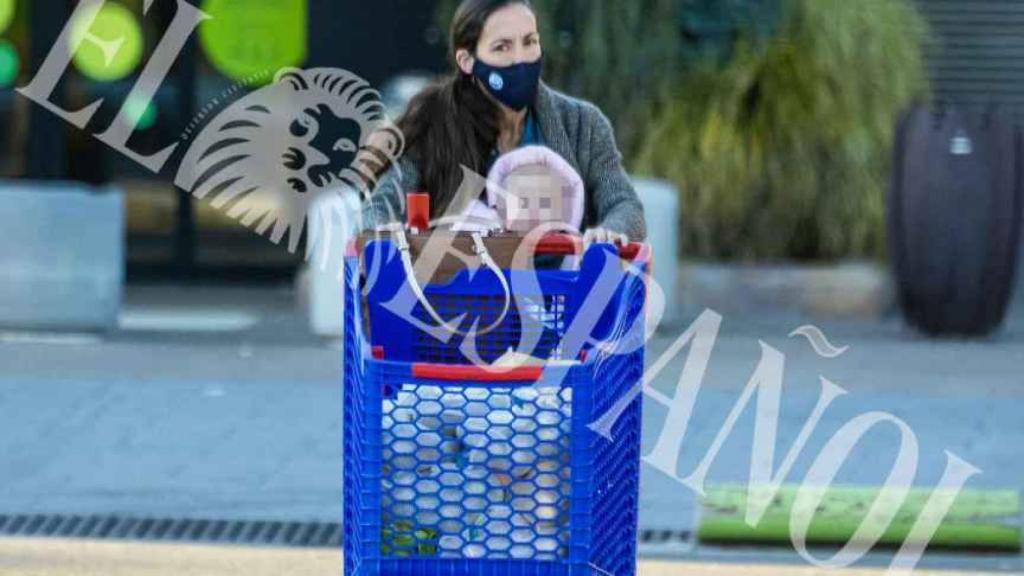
[398,0,534,218]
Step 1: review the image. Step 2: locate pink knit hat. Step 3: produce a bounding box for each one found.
[486,145,585,232]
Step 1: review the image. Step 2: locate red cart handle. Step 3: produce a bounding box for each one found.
[535,233,645,261]
[534,234,582,255]
[349,233,646,261]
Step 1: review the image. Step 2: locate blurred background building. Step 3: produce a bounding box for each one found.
[0,0,1021,332]
[0,0,447,283]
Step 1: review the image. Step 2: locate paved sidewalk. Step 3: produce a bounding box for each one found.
[0,283,1021,571]
[0,538,1009,576]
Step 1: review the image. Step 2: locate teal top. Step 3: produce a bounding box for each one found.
[520,108,541,146]
[486,108,542,172]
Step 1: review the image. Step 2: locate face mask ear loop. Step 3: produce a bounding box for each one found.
[395,228,511,337]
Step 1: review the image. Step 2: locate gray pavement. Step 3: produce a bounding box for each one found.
[0,281,1022,570]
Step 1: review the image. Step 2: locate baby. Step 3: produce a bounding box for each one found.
[454,145,584,235]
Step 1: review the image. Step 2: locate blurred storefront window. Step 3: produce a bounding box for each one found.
[5,0,445,281]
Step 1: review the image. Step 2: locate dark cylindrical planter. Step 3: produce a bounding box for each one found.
[888,104,1022,337]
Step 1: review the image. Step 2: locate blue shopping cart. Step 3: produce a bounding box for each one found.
[344,232,648,576]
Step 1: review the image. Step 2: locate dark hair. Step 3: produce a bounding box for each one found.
[397,0,534,218]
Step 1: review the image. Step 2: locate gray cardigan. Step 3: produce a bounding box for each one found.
[361,83,647,241]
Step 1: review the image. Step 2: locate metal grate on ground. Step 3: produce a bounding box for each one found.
[0,514,341,548]
[0,512,688,555]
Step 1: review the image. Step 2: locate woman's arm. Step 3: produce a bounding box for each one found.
[360,157,419,230]
[582,106,648,242]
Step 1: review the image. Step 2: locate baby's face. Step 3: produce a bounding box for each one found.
[503,165,565,233]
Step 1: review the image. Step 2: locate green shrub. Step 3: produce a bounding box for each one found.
[676,0,781,64]
[635,0,929,260]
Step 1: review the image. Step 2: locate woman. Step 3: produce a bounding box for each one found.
[362,0,646,245]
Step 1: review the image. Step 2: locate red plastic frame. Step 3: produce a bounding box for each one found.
[411,363,543,382]
[535,233,646,262]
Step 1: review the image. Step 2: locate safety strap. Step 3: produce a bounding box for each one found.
[393,228,511,336]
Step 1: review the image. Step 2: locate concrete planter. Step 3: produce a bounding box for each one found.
[679,260,894,320]
[634,178,682,329]
[302,189,363,338]
[0,181,124,331]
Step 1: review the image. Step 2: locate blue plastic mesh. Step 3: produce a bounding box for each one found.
[380,382,573,560]
[413,293,570,364]
[343,258,368,576]
[588,275,646,576]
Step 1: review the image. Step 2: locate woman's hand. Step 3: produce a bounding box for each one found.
[583,227,628,247]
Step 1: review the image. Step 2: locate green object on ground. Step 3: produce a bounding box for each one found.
[0,40,18,86]
[698,484,1022,551]
[199,0,307,84]
[70,2,144,82]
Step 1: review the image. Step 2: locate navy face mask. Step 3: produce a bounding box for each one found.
[471,56,543,112]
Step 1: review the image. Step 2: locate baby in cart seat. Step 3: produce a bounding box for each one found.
[456,145,584,364]
[453,145,585,244]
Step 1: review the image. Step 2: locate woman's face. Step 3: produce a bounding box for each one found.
[460,3,541,71]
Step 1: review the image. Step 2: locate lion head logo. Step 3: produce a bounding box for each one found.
[174,68,404,255]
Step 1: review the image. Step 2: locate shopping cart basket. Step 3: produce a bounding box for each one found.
[344,232,649,576]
